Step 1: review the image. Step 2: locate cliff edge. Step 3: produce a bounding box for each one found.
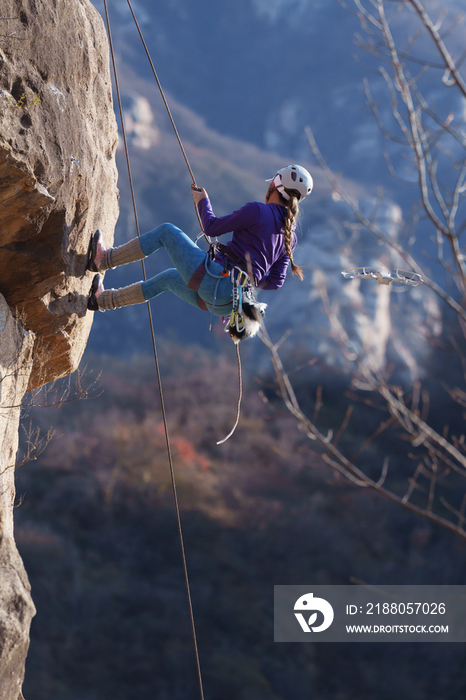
[0,0,119,389]
[0,0,119,696]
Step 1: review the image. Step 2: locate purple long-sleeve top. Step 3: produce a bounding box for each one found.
[197,197,296,290]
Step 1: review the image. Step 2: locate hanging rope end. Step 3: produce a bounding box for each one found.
[215,344,242,445]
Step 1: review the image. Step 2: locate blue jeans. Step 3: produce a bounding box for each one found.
[139,223,233,316]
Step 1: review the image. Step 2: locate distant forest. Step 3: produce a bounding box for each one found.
[16,345,466,700]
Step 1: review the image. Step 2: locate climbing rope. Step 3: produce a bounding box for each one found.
[124,0,209,243]
[217,344,242,445]
[102,3,206,699]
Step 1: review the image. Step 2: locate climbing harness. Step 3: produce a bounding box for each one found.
[224,268,267,345]
[204,238,267,343]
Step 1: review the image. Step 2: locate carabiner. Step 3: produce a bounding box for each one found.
[237,270,249,288]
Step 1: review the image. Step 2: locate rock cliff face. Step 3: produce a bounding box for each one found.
[0,0,119,390]
[0,297,35,700]
[0,0,119,696]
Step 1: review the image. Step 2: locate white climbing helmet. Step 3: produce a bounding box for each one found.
[266,164,313,201]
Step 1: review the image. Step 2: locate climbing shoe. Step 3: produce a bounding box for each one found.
[86,229,106,272]
[87,273,104,311]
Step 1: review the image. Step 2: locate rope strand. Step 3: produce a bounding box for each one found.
[217,344,243,445]
[102,4,206,699]
[125,0,209,242]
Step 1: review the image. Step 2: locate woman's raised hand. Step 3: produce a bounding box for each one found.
[190,185,208,204]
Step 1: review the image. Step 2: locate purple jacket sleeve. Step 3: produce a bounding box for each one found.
[257,255,290,290]
[197,198,260,237]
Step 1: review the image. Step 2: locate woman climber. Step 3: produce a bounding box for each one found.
[87,164,313,341]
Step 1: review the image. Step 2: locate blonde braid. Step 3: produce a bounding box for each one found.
[281,190,303,280]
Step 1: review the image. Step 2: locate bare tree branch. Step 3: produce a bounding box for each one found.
[263,0,466,542]
[407,0,466,98]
